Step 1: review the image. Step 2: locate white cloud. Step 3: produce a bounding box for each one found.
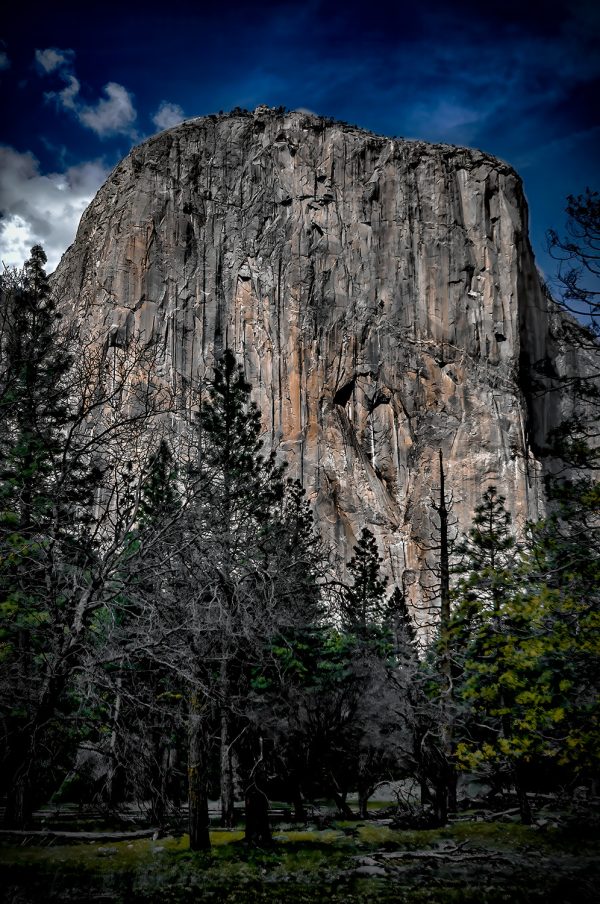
[47,78,138,138]
[0,50,10,72]
[78,82,137,137]
[51,73,81,111]
[0,146,108,272]
[35,47,74,74]
[36,47,137,138]
[152,101,186,131]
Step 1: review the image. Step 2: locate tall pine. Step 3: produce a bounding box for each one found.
[340,527,388,640]
[0,247,92,826]
[184,349,286,846]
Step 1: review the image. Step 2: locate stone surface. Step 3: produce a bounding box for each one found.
[52,107,585,630]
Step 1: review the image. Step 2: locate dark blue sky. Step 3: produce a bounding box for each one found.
[1,0,598,285]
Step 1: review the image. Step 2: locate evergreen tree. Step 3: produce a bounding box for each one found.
[197,348,285,542]
[451,488,534,822]
[0,246,175,828]
[340,527,388,639]
[246,478,331,820]
[384,586,417,656]
[177,349,287,847]
[0,247,92,826]
[268,479,326,630]
[514,482,600,781]
[453,485,516,625]
[138,439,180,529]
[100,438,184,820]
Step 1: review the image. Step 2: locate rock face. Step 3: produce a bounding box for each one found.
[54,107,572,627]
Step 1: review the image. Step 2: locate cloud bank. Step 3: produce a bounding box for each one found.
[0,146,107,272]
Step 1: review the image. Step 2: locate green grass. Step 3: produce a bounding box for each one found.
[1,820,598,904]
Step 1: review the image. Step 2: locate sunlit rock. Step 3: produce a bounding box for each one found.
[53,107,584,629]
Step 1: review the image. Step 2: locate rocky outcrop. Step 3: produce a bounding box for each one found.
[54,107,574,627]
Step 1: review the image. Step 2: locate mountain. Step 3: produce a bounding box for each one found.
[53,106,581,629]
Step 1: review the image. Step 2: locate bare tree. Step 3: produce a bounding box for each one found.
[0,248,175,826]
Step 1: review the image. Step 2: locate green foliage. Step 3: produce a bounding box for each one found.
[340,528,388,639]
[384,586,418,658]
[138,439,180,529]
[0,248,95,807]
[456,486,515,577]
[197,348,286,535]
[3,819,597,904]
[452,481,600,784]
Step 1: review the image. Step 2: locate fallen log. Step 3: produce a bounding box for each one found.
[0,827,158,842]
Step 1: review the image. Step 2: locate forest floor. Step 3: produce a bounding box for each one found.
[1,808,598,903]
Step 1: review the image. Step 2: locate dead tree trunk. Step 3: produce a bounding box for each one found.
[435,448,456,817]
[243,738,271,846]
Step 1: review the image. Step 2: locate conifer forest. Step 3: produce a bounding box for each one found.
[0,190,599,904]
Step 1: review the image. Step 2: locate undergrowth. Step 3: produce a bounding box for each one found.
[1,819,598,904]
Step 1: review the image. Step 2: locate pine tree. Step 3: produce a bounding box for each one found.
[181,349,287,846]
[197,348,285,538]
[0,247,91,826]
[0,247,175,828]
[341,527,388,639]
[0,246,84,531]
[547,188,599,335]
[270,479,326,628]
[452,487,534,823]
[514,482,600,781]
[384,586,417,657]
[101,438,183,819]
[454,485,516,622]
[247,478,330,821]
[138,439,180,529]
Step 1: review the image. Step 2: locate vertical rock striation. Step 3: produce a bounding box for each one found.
[54,107,575,626]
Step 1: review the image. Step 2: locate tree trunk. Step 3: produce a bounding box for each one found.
[4,765,30,829]
[220,705,236,828]
[105,674,122,805]
[514,767,533,825]
[292,786,306,822]
[433,778,448,826]
[436,449,456,816]
[3,669,68,828]
[447,770,457,813]
[188,691,211,851]
[420,777,432,806]
[331,789,354,819]
[149,735,170,829]
[244,784,272,846]
[358,788,369,820]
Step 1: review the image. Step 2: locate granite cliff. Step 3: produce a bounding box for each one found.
[53,107,575,626]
